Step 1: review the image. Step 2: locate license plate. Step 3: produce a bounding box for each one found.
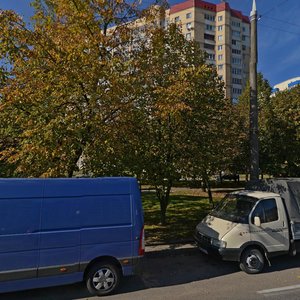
[199,246,208,255]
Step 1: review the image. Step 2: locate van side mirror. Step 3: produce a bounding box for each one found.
[254,216,261,227]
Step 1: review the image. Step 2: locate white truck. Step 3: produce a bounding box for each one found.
[194,178,300,273]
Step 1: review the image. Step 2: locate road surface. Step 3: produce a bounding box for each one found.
[1,246,300,300]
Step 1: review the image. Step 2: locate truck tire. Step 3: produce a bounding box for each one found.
[239,248,265,274]
[86,261,121,296]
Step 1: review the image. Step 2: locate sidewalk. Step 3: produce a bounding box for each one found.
[145,242,198,258]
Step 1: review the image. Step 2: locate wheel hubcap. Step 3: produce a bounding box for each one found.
[246,254,261,269]
[92,268,115,291]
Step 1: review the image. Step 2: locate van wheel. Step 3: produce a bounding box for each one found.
[86,262,121,296]
[239,248,265,274]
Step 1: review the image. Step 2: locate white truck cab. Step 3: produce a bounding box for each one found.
[195,179,300,274]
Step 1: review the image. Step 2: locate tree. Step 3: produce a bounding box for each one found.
[127,23,230,223]
[260,86,300,176]
[237,73,300,177]
[0,0,140,177]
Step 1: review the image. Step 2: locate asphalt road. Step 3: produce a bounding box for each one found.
[1,246,300,300]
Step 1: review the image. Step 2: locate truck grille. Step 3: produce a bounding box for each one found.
[196,231,211,246]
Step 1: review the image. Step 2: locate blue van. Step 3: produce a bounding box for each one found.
[0,177,144,296]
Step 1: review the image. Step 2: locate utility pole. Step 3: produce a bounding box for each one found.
[249,0,259,181]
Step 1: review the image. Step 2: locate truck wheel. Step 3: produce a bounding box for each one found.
[86,261,121,296]
[239,248,265,274]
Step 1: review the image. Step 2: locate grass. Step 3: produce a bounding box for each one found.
[142,190,223,245]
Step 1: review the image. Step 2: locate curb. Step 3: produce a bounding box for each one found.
[145,242,198,258]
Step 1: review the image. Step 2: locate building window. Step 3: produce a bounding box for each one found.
[232,30,240,37]
[231,68,242,75]
[186,33,191,40]
[186,12,192,19]
[232,39,237,45]
[204,14,215,21]
[232,57,242,65]
[218,54,223,60]
[207,53,215,60]
[175,16,180,22]
[218,16,223,22]
[218,25,223,31]
[204,43,215,50]
[204,33,215,41]
[242,35,246,41]
[218,64,223,70]
[232,87,242,95]
[218,45,223,51]
[186,22,192,30]
[232,21,241,27]
[232,49,241,55]
[242,45,246,51]
[218,35,223,41]
[232,78,242,84]
[206,24,215,31]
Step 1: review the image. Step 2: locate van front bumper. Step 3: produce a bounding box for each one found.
[194,232,241,262]
[194,233,221,258]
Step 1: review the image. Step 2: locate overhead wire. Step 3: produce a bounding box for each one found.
[258,0,300,36]
[260,0,290,17]
[261,16,300,28]
[258,24,300,36]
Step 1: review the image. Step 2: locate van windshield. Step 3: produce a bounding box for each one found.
[210,194,257,224]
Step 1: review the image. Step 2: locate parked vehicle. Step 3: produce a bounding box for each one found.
[194,178,300,273]
[0,177,144,295]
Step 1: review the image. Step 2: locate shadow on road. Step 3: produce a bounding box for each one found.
[1,249,300,299]
[267,254,300,273]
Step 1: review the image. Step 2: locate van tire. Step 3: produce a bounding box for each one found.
[86,261,121,296]
[239,248,265,274]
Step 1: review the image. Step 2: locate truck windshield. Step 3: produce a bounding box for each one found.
[210,194,257,224]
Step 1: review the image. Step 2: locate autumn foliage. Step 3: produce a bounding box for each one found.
[3,1,298,223]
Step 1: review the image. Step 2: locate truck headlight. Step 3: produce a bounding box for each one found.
[211,238,227,248]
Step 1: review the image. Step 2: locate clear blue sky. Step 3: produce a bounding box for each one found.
[1,0,299,87]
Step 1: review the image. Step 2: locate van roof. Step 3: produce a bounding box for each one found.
[0,177,138,199]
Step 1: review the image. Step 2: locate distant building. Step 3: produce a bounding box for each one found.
[115,0,251,100]
[166,0,251,100]
[272,77,300,94]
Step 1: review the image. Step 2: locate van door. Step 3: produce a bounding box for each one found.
[38,180,81,278]
[250,198,289,254]
[0,180,42,282]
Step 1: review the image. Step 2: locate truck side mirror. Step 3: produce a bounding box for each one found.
[254,216,261,227]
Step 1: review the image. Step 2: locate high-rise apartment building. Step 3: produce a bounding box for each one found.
[163,0,251,100]
[119,0,250,100]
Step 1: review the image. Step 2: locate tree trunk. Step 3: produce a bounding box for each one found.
[67,147,83,178]
[160,200,167,225]
[156,180,172,225]
[203,173,214,206]
[246,173,249,182]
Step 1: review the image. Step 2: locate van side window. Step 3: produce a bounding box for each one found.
[251,199,278,224]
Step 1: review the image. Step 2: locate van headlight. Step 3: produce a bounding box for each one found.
[211,238,227,248]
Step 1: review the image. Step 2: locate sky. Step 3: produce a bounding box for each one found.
[0,0,299,87]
